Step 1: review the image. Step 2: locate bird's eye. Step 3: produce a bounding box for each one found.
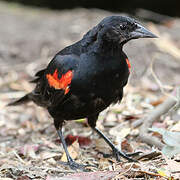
[134,24,138,28]
[120,24,126,30]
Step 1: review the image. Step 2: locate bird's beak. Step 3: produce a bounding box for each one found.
[130,24,158,39]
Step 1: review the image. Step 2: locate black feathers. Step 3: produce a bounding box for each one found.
[9,16,156,170]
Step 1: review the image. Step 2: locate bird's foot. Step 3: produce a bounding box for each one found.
[59,160,95,171]
[126,151,142,157]
[113,148,140,162]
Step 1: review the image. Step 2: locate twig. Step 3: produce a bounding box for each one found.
[137,151,161,161]
[132,53,179,129]
[114,163,134,179]
[136,52,179,148]
[132,119,143,128]
[136,170,168,179]
[139,95,177,149]
[150,53,175,98]
[12,150,26,164]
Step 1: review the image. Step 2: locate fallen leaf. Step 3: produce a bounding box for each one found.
[56,134,92,147]
[65,134,77,145]
[95,138,111,154]
[19,144,40,158]
[163,145,180,158]
[157,169,168,177]
[170,121,180,131]
[120,128,131,138]
[150,97,165,107]
[75,118,86,123]
[77,136,92,147]
[121,139,133,153]
[137,151,161,160]
[109,121,131,138]
[44,139,59,149]
[40,151,59,160]
[152,122,167,129]
[124,115,139,121]
[46,158,57,165]
[149,127,180,157]
[17,176,31,180]
[61,140,79,162]
[152,131,163,139]
[164,156,180,172]
[98,158,110,169]
[158,155,180,179]
[105,113,117,122]
[65,134,92,147]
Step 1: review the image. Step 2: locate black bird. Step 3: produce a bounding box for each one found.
[9,16,157,170]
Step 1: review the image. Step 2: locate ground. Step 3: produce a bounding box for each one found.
[0,1,180,180]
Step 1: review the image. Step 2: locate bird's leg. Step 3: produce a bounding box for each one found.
[56,128,92,171]
[88,115,138,161]
[57,129,74,163]
[94,127,138,162]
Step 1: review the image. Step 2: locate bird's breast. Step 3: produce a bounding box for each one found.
[71,53,129,99]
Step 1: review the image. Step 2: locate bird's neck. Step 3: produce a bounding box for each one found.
[80,35,123,56]
[93,40,123,56]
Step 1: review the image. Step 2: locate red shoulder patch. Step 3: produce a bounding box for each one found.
[126,58,131,71]
[46,69,73,94]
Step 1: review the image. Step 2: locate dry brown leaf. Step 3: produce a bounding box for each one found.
[164,157,180,172]
[40,151,59,160]
[60,140,79,162]
[46,158,57,165]
[150,128,180,157]
[152,122,167,129]
[17,176,31,180]
[109,121,130,138]
[95,138,111,154]
[118,128,131,139]
[121,140,134,153]
[98,158,110,169]
[170,121,180,131]
[159,155,180,179]
[43,139,59,149]
[150,97,166,106]
[19,144,40,159]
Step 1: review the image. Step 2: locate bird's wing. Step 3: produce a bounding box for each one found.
[30,69,46,83]
[32,54,78,107]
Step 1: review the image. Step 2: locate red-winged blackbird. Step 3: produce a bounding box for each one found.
[9,16,156,170]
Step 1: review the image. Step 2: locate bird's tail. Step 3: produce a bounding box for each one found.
[7,93,31,106]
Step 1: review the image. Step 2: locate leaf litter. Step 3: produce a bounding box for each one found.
[2,68,180,179]
[0,3,180,180]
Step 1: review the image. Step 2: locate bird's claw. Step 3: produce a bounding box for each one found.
[59,160,95,171]
[126,151,142,157]
[113,148,138,162]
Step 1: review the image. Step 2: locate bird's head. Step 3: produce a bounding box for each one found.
[90,16,157,46]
